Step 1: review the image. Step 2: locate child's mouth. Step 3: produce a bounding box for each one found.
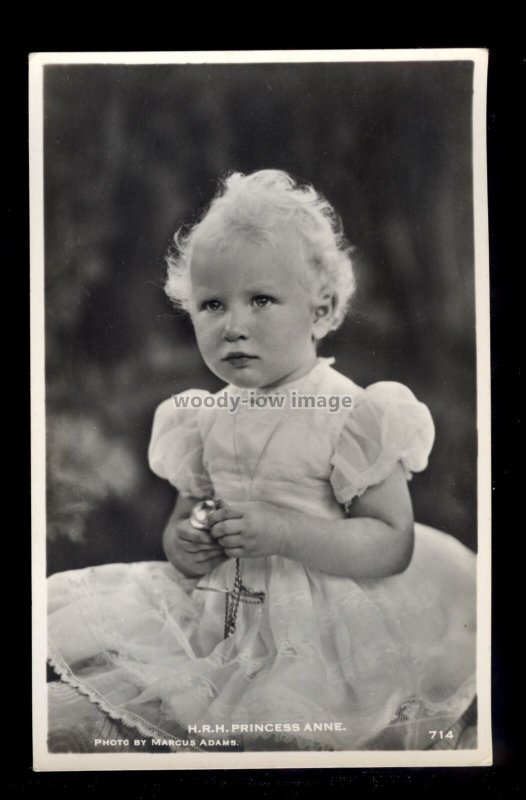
[223,353,258,367]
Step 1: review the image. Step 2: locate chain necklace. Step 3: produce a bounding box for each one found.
[190,359,326,639]
[223,363,323,638]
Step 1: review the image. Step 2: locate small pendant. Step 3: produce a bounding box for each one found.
[189,498,222,530]
[223,559,265,638]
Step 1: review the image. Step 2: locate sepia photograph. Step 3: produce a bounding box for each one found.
[30,49,491,770]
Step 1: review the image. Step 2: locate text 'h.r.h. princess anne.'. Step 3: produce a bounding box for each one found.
[172,391,354,414]
[187,722,347,733]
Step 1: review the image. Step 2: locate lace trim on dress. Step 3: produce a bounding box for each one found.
[48,636,476,752]
[47,648,356,751]
[47,646,198,748]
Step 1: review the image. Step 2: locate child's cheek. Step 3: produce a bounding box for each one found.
[194,316,218,342]
[197,325,226,364]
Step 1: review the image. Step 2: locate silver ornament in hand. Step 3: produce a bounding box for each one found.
[189,498,222,531]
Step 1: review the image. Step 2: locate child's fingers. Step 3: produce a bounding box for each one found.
[179,539,220,554]
[209,518,243,540]
[207,504,244,527]
[194,547,225,562]
[223,544,244,558]
[218,533,243,550]
[178,525,214,545]
[197,554,228,572]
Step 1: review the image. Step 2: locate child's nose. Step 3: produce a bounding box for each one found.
[223,323,248,342]
[223,309,249,341]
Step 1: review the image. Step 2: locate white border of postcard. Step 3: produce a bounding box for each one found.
[30,47,492,771]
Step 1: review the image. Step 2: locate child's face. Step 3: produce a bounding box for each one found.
[189,236,321,389]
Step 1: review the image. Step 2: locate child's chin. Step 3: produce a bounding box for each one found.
[229,373,261,389]
[211,363,261,388]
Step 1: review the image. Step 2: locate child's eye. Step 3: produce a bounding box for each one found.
[201,299,224,312]
[252,295,275,308]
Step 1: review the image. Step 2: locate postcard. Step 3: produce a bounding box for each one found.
[31,48,492,770]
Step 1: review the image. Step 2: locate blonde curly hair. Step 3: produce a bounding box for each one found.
[165,169,356,333]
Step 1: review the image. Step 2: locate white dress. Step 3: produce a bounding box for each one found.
[48,358,476,751]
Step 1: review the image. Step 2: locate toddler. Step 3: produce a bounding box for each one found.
[48,169,476,751]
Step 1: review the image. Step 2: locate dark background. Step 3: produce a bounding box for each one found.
[44,60,477,576]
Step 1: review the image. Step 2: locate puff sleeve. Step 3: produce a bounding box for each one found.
[329,381,435,505]
[148,390,214,499]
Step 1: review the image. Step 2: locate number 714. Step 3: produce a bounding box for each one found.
[428,730,455,739]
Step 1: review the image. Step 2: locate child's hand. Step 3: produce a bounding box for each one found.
[177,518,225,559]
[207,502,287,559]
[163,500,228,577]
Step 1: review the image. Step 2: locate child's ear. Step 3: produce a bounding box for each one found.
[312,292,337,339]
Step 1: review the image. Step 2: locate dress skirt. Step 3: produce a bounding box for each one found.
[48,522,476,751]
